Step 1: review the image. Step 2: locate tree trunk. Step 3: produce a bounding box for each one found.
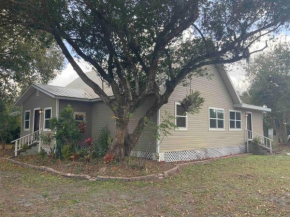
[275,115,288,144]
[109,117,129,161]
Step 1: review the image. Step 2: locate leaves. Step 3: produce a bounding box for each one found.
[180,91,205,115]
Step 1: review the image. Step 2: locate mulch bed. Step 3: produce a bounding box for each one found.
[14,155,176,177]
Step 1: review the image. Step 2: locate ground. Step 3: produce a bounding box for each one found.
[1,154,290,216]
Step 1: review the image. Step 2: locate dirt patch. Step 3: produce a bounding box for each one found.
[14,155,176,177]
[0,145,14,157]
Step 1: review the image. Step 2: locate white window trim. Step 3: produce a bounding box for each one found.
[74,112,86,122]
[24,110,31,131]
[209,107,225,131]
[229,110,242,131]
[43,107,52,131]
[175,102,188,131]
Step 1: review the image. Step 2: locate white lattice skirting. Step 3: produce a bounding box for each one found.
[130,145,246,162]
[130,151,157,160]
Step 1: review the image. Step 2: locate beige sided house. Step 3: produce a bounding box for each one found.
[13,65,272,162]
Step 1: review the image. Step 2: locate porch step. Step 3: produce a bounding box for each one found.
[16,141,39,155]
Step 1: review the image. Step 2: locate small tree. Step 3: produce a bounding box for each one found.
[0,100,20,150]
[47,105,82,158]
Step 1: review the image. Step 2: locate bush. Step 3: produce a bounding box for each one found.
[62,144,73,160]
[39,148,47,158]
[92,126,111,158]
[42,105,81,159]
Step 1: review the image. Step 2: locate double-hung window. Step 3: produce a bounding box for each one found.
[44,108,52,131]
[24,110,31,131]
[209,108,224,130]
[229,110,242,130]
[175,102,187,130]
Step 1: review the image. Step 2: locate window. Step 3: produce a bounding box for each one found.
[74,112,86,122]
[175,102,187,130]
[229,110,242,130]
[44,108,52,130]
[24,110,31,131]
[209,108,224,130]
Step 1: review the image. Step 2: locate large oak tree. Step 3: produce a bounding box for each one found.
[1,0,290,160]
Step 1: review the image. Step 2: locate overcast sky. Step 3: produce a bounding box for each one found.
[50,33,290,94]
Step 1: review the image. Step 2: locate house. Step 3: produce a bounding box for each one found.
[12,65,272,162]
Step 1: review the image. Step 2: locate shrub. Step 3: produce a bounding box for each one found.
[39,148,47,158]
[92,126,111,158]
[42,105,81,159]
[78,148,89,158]
[62,144,73,160]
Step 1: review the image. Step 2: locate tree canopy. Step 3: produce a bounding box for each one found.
[246,42,290,143]
[1,0,290,159]
[0,25,64,101]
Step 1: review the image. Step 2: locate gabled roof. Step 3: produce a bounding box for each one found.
[15,67,271,112]
[14,84,102,106]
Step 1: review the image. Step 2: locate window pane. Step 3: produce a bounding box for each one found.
[218,120,224,128]
[176,104,185,116]
[230,120,235,129]
[45,120,50,129]
[236,112,241,120]
[210,119,216,128]
[25,112,30,120]
[236,121,241,129]
[217,110,224,119]
[230,112,235,120]
[176,117,186,128]
[75,113,85,121]
[45,109,51,118]
[210,109,216,118]
[25,120,29,129]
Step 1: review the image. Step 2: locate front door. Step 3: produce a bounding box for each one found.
[34,110,40,132]
[247,113,252,140]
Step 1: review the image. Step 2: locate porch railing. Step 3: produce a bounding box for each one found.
[245,129,273,154]
[11,130,40,156]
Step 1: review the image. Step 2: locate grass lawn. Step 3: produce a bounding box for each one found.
[1,155,290,216]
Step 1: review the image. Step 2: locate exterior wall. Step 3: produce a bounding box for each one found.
[21,89,56,137]
[59,100,93,141]
[159,65,264,153]
[91,97,157,153]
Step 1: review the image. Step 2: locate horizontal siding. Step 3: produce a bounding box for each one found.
[59,100,93,141]
[91,101,116,138]
[91,97,157,153]
[21,90,56,137]
[159,65,264,152]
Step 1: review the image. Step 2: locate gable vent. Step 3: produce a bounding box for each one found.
[36,90,39,96]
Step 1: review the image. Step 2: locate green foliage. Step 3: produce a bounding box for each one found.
[247,42,290,142]
[157,111,178,140]
[0,25,64,100]
[92,127,112,158]
[0,100,20,148]
[42,105,81,159]
[62,144,73,160]
[180,91,204,115]
[78,148,89,158]
[39,148,47,158]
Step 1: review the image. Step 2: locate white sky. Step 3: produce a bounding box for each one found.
[50,33,290,93]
